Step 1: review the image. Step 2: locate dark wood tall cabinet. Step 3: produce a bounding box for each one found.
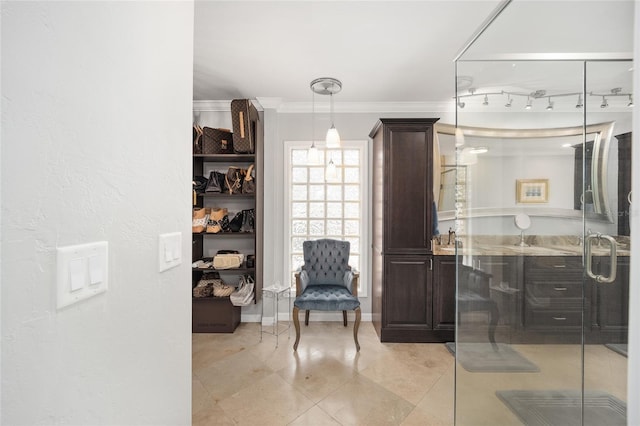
[370,118,441,342]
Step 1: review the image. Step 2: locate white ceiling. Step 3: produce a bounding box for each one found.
[193,1,503,106]
[193,1,635,110]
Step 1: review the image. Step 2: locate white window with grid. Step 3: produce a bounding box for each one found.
[284,140,369,297]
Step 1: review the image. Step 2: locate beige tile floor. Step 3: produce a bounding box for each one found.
[192,321,627,426]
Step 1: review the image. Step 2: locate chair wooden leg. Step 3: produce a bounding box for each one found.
[353,307,361,351]
[305,310,310,326]
[343,310,347,327]
[293,306,301,351]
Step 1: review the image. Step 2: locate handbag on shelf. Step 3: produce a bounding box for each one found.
[213,252,245,270]
[225,166,245,195]
[229,210,244,232]
[193,124,203,154]
[202,127,234,154]
[240,208,255,233]
[230,99,258,154]
[193,272,222,298]
[206,208,229,233]
[242,164,256,194]
[230,275,255,306]
[205,171,226,193]
[192,208,209,233]
[213,281,235,297]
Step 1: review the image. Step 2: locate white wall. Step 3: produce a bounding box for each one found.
[1,2,193,424]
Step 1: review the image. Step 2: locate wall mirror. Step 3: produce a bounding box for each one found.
[434,121,615,222]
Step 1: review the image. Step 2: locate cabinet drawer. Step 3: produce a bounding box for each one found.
[526,281,583,299]
[525,309,583,328]
[525,256,582,276]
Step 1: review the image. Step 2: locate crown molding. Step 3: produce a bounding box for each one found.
[193,99,455,114]
[192,99,265,112]
[278,101,455,114]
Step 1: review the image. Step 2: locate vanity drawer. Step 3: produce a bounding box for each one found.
[526,281,583,299]
[525,256,582,277]
[525,309,583,328]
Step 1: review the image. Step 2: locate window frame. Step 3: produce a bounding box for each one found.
[283,139,369,297]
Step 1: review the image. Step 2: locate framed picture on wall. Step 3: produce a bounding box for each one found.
[516,179,549,203]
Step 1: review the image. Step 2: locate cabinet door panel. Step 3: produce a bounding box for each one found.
[595,257,629,333]
[433,256,456,330]
[384,256,430,328]
[384,127,432,253]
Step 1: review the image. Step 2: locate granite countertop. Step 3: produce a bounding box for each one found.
[433,235,630,257]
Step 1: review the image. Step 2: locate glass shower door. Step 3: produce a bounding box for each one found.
[582,59,632,425]
[452,59,587,426]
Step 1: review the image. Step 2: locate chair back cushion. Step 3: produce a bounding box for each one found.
[303,239,350,287]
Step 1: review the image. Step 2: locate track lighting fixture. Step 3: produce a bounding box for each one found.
[453,87,632,110]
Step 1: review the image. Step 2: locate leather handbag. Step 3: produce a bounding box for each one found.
[202,127,234,154]
[205,170,226,193]
[213,252,245,270]
[193,272,222,298]
[225,166,245,195]
[242,164,256,194]
[193,124,203,154]
[229,211,244,232]
[230,99,258,153]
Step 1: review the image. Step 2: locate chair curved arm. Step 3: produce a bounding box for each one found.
[295,269,311,296]
[344,269,359,297]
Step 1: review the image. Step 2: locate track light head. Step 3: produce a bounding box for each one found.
[482,95,489,106]
[458,101,465,109]
[601,96,608,108]
[628,95,634,108]
[576,94,583,109]
[505,95,512,107]
[525,97,532,110]
[546,97,554,111]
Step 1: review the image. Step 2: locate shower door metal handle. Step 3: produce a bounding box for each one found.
[585,233,617,284]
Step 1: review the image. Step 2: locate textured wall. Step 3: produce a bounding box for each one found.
[1,2,193,424]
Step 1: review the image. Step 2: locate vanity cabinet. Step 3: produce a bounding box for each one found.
[370,118,440,342]
[474,256,522,328]
[522,256,586,333]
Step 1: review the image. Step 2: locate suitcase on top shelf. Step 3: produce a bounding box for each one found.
[230,99,258,154]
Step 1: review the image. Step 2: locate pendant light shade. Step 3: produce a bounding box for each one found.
[326,125,341,148]
[325,157,339,181]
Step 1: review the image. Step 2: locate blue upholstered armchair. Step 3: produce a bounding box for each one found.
[293,239,361,351]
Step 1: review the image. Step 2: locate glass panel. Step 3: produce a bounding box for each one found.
[309,202,325,218]
[291,167,308,183]
[326,202,343,218]
[309,167,325,183]
[454,59,585,426]
[583,60,631,420]
[326,220,342,235]
[309,185,325,201]
[344,168,359,183]
[292,185,307,201]
[291,149,308,165]
[292,202,307,218]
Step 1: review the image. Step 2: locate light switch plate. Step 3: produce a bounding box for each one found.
[56,241,108,310]
[159,232,182,272]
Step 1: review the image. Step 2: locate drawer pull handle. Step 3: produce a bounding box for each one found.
[554,287,568,291]
[553,265,566,268]
[552,317,567,321]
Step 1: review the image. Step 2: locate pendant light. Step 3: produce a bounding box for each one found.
[310,77,342,148]
[307,89,322,165]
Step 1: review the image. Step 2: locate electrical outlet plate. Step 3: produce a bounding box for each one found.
[56,241,108,310]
